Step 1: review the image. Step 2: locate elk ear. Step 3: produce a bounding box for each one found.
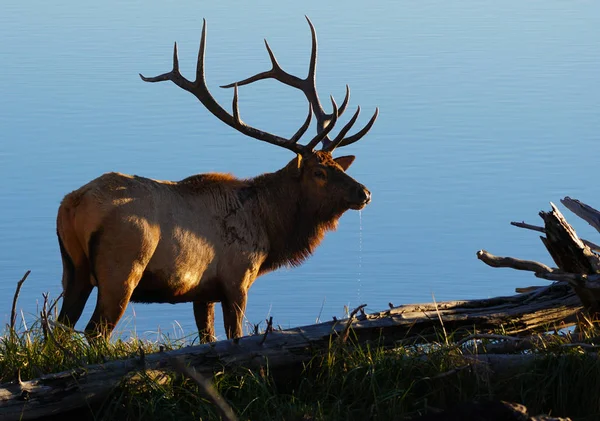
[334,155,356,171]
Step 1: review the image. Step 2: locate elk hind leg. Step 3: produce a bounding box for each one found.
[57,233,93,328]
[85,225,156,339]
[86,263,145,339]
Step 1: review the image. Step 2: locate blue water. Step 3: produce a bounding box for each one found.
[1,1,599,340]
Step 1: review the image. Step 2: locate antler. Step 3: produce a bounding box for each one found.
[140,18,377,154]
[221,16,378,152]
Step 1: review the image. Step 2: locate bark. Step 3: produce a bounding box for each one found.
[0,284,581,421]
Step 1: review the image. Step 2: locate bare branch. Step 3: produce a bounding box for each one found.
[259,316,273,346]
[476,250,555,274]
[511,221,545,233]
[511,221,600,252]
[10,271,30,331]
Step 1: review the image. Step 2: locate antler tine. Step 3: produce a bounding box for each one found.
[337,85,351,117]
[306,96,339,151]
[140,42,189,88]
[290,103,313,144]
[232,84,241,124]
[322,106,361,152]
[334,108,379,149]
[305,16,318,86]
[304,16,346,122]
[220,40,304,90]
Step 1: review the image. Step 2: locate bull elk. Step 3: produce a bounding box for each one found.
[56,17,378,341]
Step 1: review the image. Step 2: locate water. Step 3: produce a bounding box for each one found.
[1,1,599,340]
[357,210,363,305]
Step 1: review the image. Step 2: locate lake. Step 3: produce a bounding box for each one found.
[1,1,599,340]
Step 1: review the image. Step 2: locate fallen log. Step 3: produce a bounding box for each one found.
[0,284,581,421]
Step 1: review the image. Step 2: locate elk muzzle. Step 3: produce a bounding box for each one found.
[349,184,371,210]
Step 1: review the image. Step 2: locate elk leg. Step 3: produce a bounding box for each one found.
[193,301,216,343]
[57,265,93,328]
[85,250,149,338]
[222,291,248,339]
[85,272,140,338]
[84,220,158,338]
[57,231,93,328]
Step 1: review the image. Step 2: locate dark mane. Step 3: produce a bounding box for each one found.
[178,172,237,187]
[176,173,245,196]
[260,209,340,273]
[251,169,345,274]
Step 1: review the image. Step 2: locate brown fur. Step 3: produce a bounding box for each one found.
[56,151,370,341]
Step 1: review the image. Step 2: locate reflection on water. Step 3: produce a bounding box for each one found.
[1,0,599,340]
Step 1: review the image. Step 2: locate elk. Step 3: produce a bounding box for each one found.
[56,17,378,341]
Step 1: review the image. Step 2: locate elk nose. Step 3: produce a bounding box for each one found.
[363,188,371,204]
[357,186,371,204]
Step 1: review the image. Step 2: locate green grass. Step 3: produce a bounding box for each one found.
[2,314,600,420]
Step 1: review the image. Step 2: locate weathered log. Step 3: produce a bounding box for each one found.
[0,285,581,421]
[541,203,600,314]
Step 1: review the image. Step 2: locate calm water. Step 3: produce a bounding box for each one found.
[1,1,599,340]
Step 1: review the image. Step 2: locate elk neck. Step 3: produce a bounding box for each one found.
[249,167,343,274]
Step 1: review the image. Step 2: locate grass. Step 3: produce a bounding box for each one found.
[2,285,600,421]
[2,315,600,421]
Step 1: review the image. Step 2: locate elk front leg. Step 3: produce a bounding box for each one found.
[222,290,248,339]
[193,301,216,343]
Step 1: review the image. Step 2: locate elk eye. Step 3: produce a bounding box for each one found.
[313,169,326,179]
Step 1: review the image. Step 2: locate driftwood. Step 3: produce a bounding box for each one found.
[478,197,600,316]
[0,284,582,421]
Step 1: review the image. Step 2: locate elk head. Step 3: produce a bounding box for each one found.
[284,152,371,217]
